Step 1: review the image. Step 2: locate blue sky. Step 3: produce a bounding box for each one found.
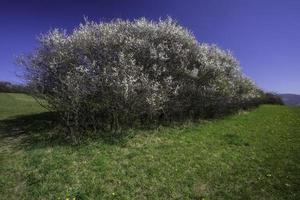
[0,0,299,94]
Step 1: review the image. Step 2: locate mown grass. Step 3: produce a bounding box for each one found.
[0,93,299,199]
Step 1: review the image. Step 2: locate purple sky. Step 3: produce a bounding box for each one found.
[0,0,299,94]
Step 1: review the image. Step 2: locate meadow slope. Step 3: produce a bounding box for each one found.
[0,93,299,199]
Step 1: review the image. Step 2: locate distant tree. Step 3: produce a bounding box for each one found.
[0,81,28,93]
[19,17,263,140]
[263,92,284,105]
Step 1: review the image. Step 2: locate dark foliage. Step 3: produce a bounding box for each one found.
[263,93,284,105]
[0,81,28,93]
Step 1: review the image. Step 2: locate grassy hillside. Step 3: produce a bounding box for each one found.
[0,93,299,199]
[0,93,46,120]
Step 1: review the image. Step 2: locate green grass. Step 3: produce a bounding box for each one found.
[0,93,299,199]
[0,93,46,120]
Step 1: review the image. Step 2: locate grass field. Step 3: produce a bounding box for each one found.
[0,93,299,199]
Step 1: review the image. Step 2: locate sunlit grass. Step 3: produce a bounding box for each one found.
[0,93,299,199]
[0,93,46,120]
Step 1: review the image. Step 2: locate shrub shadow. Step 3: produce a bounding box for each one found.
[0,112,63,148]
[0,112,134,149]
[0,107,253,149]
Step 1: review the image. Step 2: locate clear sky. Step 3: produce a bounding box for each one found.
[0,0,299,94]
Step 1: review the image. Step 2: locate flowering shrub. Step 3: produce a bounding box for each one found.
[19,18,263,138]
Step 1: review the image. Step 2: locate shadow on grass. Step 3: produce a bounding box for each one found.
[0,112,62,147]
[0,112,135,149]
[0,109,236,149]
